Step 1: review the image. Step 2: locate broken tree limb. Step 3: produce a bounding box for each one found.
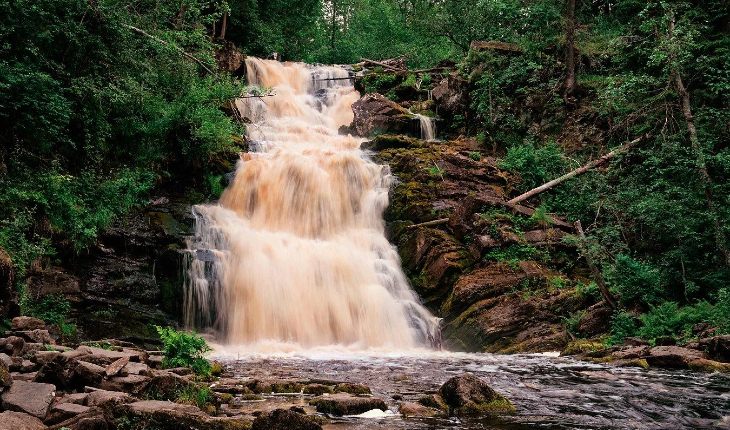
[574,220,617,310]
[360,58,405,72]
[123,24,214,74]
[406,218,450,229]
[507,134,648,205]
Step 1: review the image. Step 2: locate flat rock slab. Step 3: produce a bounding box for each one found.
[11,317,46,331]
[75,346,140,365]
[85,389,131,407]
[47,402,90,424]
[105,356,130,376]
[1,380,56,418]
[646,346,707,368]
[309,394,387,416]
[0,411,46,430]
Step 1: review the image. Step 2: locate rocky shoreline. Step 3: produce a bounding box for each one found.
[0,316,516,430]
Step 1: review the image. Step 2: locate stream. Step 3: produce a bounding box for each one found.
[216,350,730,429]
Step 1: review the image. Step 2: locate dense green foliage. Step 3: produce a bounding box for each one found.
[155,325,212,376]
[0,0,242,273]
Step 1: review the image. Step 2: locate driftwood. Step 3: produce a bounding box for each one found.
[508,135,647,205]
[574,220,617,309]
[359,57,406,72]
[406,218,450,229]
[124,24,214,74]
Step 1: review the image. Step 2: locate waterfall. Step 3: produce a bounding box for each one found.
[414,113,437,141]
[184,58,440,350]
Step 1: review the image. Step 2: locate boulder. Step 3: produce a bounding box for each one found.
[33,354,75,388]
[302,384,333,396]
[99,374,150,394]
[14,330,53,345]
[645,346,707,369]
[699,335,730,362]
[57,392,89,405]
[33,351,61,366]
[1,380,56,419]
[10,317,45,331]
[46,402,90,424]
[438,373,514,416]
[0,411,46,430]
[333,382,371,395]
[120,361,149,376]
[351,94,415,137]
[115,400,250,430]
[251,409,322,430]
[2,336,25,356]
[0,356,11,389]
[309,393,387,416]
[73,361,106,387]
[0,352,11,367]
[85,389,131,407]
[399,401,444,418]
[140,369,193,399]
[75,346,142,366]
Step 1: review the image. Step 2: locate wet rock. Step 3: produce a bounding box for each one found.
[252,408,322,430]
[351,94,415,137]
[438,373,514,416]
[699,335,730,362]
[612,345,650,360]
[431,75,468,122]
[0,411,46,430]
[333,382,371,395]
[417,393,448,411]
[1,380,56,418]
[116,400,250,430]
[147,355,164,368]
[687,358,730,373]
[399,401,444,418]
[85,389,132,407]
[10,317,46,331]
[46,402,90,424]
[309,393,387,416]
[646,346,707,369]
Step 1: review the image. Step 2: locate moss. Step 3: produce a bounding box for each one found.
[270,382,304,393]
[303,384,334,395]
[456,397,516,415]
[417,394,448,412]
[688,359,730,373]
[562,340,606,356]
[616,358,650,369]
[334,382,371,395]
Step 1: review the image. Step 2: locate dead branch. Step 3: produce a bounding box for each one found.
[123,24,214,74]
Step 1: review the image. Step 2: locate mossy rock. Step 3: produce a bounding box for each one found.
[562,340,606,356]
[688,358,730,373]
[333,382,371,395]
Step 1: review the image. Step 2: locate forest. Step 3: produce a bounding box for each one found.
[1,0,729,351]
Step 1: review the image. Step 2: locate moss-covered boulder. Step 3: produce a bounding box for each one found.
[438,373,514,416]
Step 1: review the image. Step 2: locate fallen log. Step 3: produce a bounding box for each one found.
[507,134,648,205]
[124,24,214,74]
[406,218,450,229]
[360,58,405,72]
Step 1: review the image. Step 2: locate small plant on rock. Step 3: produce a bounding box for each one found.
[155,326,212,376]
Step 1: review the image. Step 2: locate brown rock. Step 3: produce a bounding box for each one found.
[333,382,371,395]
[75,346,139,366]
[646,346,707,369]
[120,361,149,376]
[10,317,45,331]
[438,373,514,416]
[75,416,109,430]
[612,346,650,360]
[14,330,53,345]
[699,335,730,362]
[104,356,129,377]
[99,374,150,394]
[399,401,443,418]
[0,411,46,430]
[1,380,56,418]
[73,361,106,387]
[56,392,88,405]
[252,409,322,430]
[46,402,90,424]
[2,336,25,356]
[85,389,131,407]
[33,351,61,366]
[351,94,415,137]
[577,302,613,337]
[309,393,387,416]
[0,356,11,389]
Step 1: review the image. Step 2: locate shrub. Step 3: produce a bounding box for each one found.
[606,254,665,307]
[607,310,638,345]
[499,141,567,192]
[176,384,214,409]
[155,326,212,376]
[468,151,481,161]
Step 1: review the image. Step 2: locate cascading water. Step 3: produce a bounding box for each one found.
[413,113,436,141]
[184,58,440,351]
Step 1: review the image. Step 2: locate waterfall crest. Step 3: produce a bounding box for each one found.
[184,58,440,350]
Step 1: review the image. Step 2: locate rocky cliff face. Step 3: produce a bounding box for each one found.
[367,134,589,352]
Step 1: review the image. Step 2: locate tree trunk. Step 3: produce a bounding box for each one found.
[219,12,228,40]
[507,135,646,205]
[574,221,617,309]
[330,0,338,62]
[564,0,577,103]
[669,15,730,266]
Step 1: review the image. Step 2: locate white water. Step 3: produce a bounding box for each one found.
[413,113,436,141]
[184,58,440,352]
